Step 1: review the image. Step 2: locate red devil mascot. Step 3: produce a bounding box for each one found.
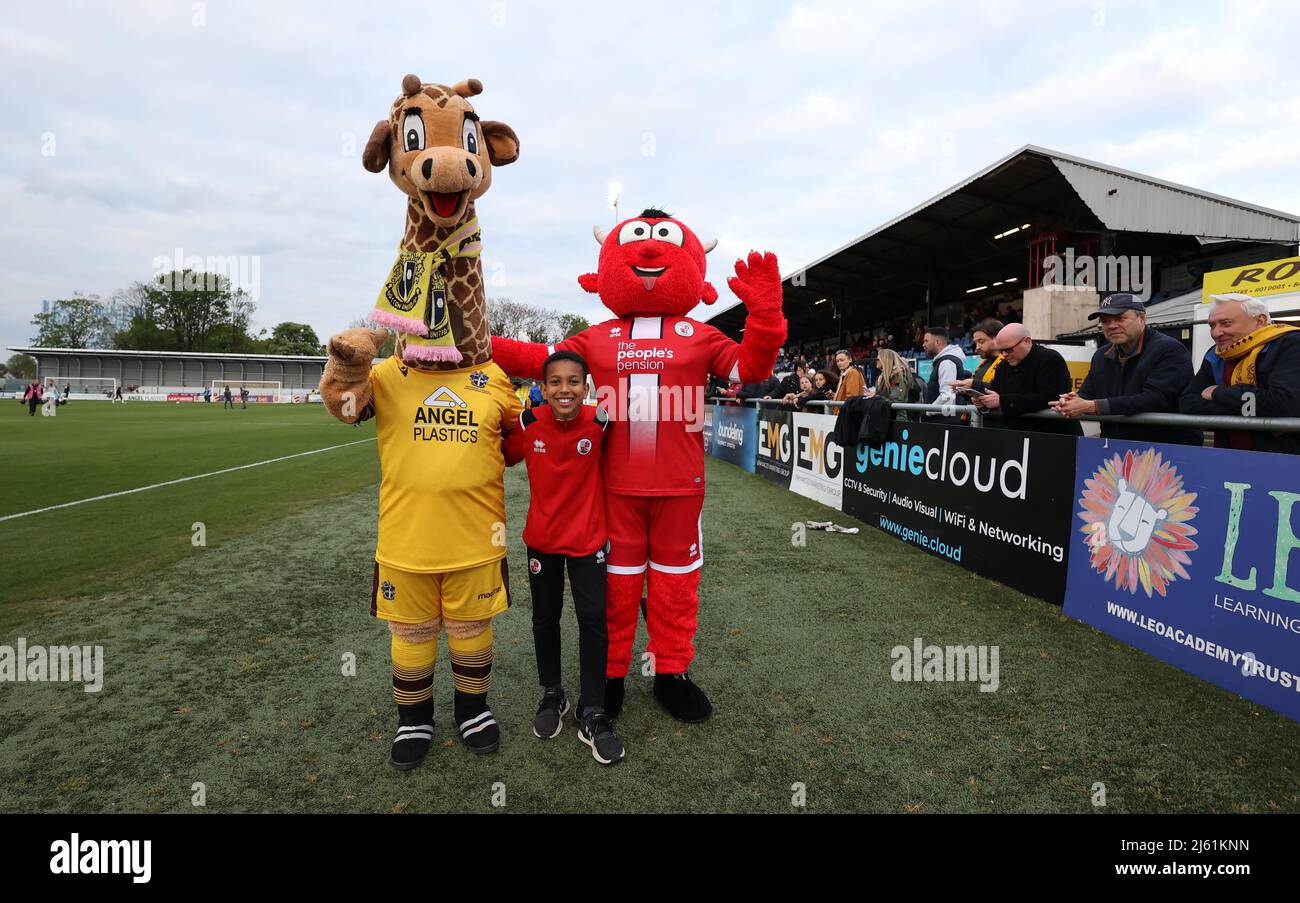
[492,209,786,722]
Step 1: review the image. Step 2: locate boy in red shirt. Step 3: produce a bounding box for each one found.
[504,351,624,764]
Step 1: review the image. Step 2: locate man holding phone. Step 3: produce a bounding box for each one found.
[950,318,1005,399]
[1051,293,1200,445]
[975,324,1081,436]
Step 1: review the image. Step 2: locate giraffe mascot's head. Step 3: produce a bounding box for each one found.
[365,74,519,370]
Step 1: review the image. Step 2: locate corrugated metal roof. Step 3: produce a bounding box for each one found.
[760,144,1300,293]
[704,144,1300,338]
[1052,155,1300,242]
[1143,289,1203,327]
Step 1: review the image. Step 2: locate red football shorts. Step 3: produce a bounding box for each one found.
[605,493,704,576]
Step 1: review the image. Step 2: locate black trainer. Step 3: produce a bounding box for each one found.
[532,686,570,740]
[578,708,625,765]
[390,700,435,771]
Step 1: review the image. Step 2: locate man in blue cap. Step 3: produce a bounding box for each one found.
[1051,292,1201,445]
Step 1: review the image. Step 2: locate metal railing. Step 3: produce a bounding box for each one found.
[707,396,1300,434]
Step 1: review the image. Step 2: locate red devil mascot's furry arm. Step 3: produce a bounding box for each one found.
[491,209,786,723]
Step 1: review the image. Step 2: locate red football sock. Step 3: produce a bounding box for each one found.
[605,571,644,678]
[645,569,700,675]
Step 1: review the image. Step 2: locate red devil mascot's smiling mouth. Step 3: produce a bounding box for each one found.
[631,265,668,290]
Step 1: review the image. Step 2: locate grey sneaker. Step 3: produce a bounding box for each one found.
[532,686,570,740]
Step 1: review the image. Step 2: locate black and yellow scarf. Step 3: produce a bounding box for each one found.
[1217,323,1299,385]
[370,217,482,363]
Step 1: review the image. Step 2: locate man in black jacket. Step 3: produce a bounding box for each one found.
[1052,293,1201,445]
[738,375,780,402]
[976,323,1082,436]
[1179,293,1300,455]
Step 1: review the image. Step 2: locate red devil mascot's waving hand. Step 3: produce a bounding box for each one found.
[492,209,786,722]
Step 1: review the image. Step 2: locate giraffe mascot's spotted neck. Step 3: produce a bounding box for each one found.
[363,75,520,372]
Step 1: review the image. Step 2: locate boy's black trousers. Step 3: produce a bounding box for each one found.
[525,546,607,710]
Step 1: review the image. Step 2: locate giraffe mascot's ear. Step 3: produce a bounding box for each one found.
[481,121,520,167]
[362,119,391,173]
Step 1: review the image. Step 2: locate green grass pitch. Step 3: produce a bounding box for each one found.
[0,399,1296,813]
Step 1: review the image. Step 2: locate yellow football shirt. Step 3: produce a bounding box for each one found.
[370,357,523,573]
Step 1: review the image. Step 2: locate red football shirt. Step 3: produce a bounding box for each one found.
[503,404,610,557]
[557,315,741,496]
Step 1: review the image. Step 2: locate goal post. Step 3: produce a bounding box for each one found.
[212,379,283,403]
[46,377,118,397]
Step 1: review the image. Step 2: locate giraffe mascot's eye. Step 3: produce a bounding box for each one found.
[618,220,653,245]
[649,221,684,246]
[403,112,425,152]
[462,119,479,155]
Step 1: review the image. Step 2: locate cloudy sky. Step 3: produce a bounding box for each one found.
[3,0,1298,353]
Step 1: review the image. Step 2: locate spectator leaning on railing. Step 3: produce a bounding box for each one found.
[812,368,838,406]
[738,374,780,403]
[976,323,1082,436]
[1179,293,1300,454]
[1052,293,1202,446]
[776,363,808,400]
[948,318,1004,426]
[781,374,814,411]
[779,370,833,410]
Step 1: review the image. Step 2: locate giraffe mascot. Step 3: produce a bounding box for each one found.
[493,210,787,723]
[321,74,522,770]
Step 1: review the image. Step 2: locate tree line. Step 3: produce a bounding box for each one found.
[30,272,590,362]
[30,270,323,356]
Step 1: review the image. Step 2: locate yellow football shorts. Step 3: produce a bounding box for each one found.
[371,557,511,624]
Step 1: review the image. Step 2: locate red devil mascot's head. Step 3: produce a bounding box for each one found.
[578,208,720,318]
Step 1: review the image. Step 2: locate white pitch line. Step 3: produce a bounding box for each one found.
[0,437,376,523]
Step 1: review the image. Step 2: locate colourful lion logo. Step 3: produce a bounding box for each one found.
[1077,448,1199,597]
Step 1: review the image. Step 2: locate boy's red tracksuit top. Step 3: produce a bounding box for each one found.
[503,404,611,557]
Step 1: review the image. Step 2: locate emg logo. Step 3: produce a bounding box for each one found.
[796,422,841,479]
[760,417,789,460]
